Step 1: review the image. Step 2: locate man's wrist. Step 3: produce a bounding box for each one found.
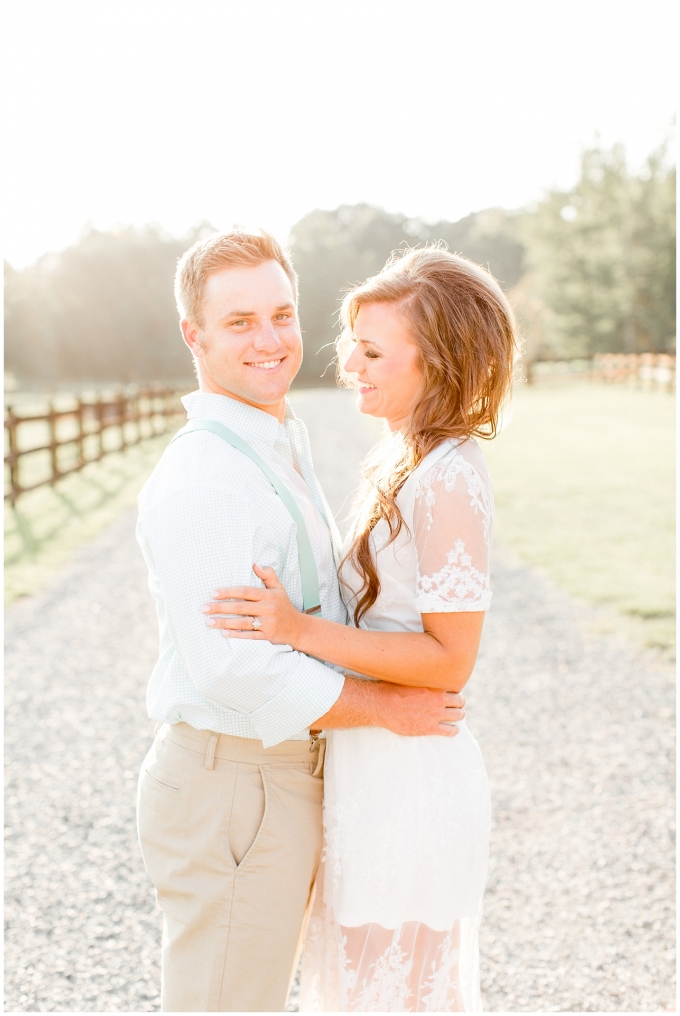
[310,674,378,731]
[362,677,390,727]
[345,674,390,728]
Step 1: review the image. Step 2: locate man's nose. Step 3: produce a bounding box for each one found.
[252,322,281,352]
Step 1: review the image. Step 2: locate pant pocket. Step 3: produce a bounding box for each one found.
[143,765,182,794]
[138,769,186,854]
[229,763,267,867]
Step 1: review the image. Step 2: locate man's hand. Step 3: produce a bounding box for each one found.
[312,676,465,737]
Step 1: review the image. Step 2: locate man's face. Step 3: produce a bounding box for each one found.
[181,260,303,417]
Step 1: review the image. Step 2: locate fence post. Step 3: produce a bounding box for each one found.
[159,388,166,431]
[95,395,103,461]
[624,354,637,386]
[140,388,150,440]
[5,406,19,505]
[134,388,142,446]
[127,385,141,447]
[657,353,675,393]
[639,352,654,390]
[117,389,127,451]
[76,397,85,468]
[156,389,162,432]
[48,401,59,485]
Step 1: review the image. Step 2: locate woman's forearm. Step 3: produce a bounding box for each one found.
[295,613,480,692]
[206,569,485,688]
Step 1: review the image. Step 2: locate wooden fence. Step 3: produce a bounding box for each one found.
[530,352,675,390]
[4,387,187,504]
[592,352,675,388]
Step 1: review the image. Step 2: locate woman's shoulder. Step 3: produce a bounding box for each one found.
[453,437,492,484]
[411,437,489,486]
[410,437,493,515]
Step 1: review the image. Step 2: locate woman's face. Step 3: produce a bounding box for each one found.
[342,302,423,431]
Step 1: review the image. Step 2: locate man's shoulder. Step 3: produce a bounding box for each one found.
[138,429,266,515]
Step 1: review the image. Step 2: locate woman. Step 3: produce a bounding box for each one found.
[205,246,517,1011]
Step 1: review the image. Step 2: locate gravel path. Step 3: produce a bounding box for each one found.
[5,391,675,1012]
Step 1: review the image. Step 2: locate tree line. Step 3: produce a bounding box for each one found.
[4,143,675,389]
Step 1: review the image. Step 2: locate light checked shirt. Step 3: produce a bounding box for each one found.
[136,391,347,748]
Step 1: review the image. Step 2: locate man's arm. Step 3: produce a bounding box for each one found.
[140,483,345,747]
[312,676,465,738]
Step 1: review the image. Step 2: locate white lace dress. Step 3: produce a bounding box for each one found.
[299,438,493,1012]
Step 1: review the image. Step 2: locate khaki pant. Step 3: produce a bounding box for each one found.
[137,722,324,1012]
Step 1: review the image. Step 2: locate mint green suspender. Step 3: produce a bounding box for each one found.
[171,418,323,616]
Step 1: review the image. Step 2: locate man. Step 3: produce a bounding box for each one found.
[136,231,464,1012]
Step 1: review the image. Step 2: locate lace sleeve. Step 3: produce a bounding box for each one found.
[413,446,493,613]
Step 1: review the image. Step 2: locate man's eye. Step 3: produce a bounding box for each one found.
[365,350,380,358]
[275,313,290,321]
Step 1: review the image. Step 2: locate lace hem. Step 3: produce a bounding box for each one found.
[414,591,492,613]
[300,900,484,1011]
[416,538,491,611]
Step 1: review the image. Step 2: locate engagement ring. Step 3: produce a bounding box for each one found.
[251,617,262,630]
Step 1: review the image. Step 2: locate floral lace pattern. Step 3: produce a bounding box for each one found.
[413,443,492,614]
[415,450,492,537]
[300,885,483,1012]
[415,539,491,613]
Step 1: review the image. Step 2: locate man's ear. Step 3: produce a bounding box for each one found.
[181,319,205,357]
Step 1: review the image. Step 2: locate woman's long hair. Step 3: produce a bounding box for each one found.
[338,244,519,626]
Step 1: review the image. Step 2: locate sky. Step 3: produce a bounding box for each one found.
[3,0,676,268]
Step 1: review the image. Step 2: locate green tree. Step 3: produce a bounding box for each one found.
[289,204,524,386]
[524,144,676,357]
[5,223,214,385]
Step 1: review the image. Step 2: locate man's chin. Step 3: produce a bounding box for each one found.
[213,369,298,408]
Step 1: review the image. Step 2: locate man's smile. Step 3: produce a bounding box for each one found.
[245,358,285,370]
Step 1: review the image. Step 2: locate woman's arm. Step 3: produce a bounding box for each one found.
[204,565,484,692]
[296,608,483,692]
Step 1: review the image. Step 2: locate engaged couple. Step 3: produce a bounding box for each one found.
[136,230,517,1011]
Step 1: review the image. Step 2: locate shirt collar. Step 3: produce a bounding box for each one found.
[181,390,297,447]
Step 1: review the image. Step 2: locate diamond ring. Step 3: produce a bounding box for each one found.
[251,617,262,631]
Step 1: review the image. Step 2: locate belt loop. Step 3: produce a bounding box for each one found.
[311,738,326,777]
[205,733,219,770]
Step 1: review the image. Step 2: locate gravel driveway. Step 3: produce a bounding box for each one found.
[5,391,675,1012]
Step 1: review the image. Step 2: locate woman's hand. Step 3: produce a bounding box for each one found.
[202,564,306,646]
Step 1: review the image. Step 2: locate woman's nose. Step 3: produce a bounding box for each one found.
[343,346,361,373]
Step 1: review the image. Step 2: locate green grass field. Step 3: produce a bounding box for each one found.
[483,383,675,656]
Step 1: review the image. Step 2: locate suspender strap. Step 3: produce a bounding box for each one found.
[171,418,322,616]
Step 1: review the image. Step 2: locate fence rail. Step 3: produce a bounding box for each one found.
[592,352,675,387]
[530,352,675,390]
[4,387,187,504]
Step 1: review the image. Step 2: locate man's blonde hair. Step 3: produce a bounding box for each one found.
[174,230,298,326]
